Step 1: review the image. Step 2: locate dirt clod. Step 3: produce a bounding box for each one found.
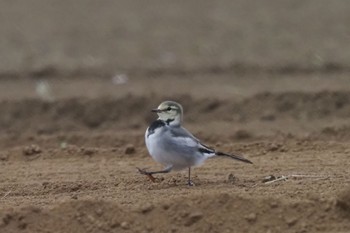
[244,213,257,222]
[0,153,9,161]
[23,144,42,156]
[125,145,136,155]
[227,173,237,184]
[184,211,203,226]
[140,204,154,214]
[285,216,298,226]
[232,130,253,140]
[120,221,129,229]
[82,148,96,156]
[336,188,350,213]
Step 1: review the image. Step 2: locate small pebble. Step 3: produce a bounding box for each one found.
[269,201,279,208]
[244,213,257,222]
[95,208,103,216]
[285,216,298,226]
[140,204,154,214]
[121,221,129,229]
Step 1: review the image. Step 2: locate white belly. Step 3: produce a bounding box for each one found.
[145,128,206,170]
[145,130,172,165]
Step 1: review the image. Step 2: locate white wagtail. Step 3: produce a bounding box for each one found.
[137,101,252,186]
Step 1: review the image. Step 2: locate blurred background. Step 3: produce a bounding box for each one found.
[0,0,350,136]
[1,0,350,75]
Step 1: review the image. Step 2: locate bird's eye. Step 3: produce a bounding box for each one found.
[166,107,172,111]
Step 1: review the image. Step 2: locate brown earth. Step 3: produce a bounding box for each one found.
[1,77,350,233]
[1,1,350,233]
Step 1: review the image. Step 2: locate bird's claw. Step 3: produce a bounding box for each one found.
[187,180,195,186]
[136,167,149,175]
[136,167,156,182]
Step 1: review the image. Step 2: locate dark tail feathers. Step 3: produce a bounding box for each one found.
[216,151,253,164]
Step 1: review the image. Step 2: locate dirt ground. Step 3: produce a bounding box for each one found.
[1,1,350,233]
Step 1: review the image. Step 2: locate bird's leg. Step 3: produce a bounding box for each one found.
[187,167,194,186]
[137,166,172,182]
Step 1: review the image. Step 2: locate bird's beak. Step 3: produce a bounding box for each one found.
[151,108,162,113]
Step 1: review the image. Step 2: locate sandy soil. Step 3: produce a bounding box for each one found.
[1,77,350,233]
[1,1,350,233]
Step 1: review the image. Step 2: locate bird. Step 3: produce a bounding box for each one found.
[137,100,252,186]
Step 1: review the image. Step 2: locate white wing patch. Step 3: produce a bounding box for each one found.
[198,143,216,157]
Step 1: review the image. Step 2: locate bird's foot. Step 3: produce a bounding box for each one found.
[136,167,156,182]
[187,180,195,186]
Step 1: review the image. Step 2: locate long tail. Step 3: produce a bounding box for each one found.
[216,151,253,164]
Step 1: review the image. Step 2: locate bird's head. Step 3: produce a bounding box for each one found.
[152,101,183,125]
